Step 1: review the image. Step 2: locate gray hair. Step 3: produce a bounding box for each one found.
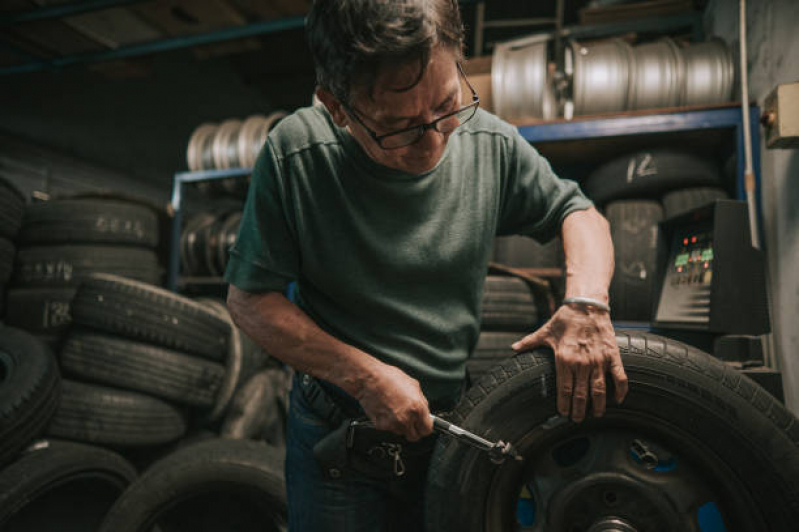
[306,0,465,103]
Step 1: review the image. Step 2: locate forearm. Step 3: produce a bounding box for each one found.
[226,285,384,399]
[561,207,615,303]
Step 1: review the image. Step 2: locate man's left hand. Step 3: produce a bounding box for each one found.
[510,304,628,422]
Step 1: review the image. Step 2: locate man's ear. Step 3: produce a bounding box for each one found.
[316,88,348,127]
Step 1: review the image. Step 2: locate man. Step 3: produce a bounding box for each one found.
[225,0,628,530]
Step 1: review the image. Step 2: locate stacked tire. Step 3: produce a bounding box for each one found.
[46,274,237,452]
[469,236,562,383]
[583,149,729,322]
[0,177,25,319]
[4,197,163,351]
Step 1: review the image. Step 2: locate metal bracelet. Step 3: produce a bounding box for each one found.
[562,296,611,313]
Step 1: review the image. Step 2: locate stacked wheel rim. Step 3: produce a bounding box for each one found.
[682,38,734,106]
[629,38,684,110]
[572,39,633,115]
[492,39,549,120]
[186,124,218,172]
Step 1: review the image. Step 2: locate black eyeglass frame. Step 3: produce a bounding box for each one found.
[343,62,480,150]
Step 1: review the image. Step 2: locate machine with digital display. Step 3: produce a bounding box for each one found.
[650,199,779,399]
[652,200,769,335]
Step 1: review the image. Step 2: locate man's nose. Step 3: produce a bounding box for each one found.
[416,126,445,152]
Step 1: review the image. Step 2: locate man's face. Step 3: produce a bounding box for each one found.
[342,47,462,175]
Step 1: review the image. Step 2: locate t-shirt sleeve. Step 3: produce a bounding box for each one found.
[496,130,593,243]
[223,139,300,293]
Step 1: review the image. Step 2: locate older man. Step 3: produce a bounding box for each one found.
[225,0,628,529]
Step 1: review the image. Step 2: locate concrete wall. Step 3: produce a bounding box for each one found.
[706,0,799,413]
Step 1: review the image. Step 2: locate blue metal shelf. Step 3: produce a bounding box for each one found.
[167,105,762,292]
[518,104,762,226]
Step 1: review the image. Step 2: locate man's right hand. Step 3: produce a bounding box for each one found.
[354,364,433,442]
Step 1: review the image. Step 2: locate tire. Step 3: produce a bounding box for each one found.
[0,326,61,467]
[584,150,720,205]
[46,380,187,447]
[426,331,799,532]
[13,245,162,288]
[662,187,729,219]
[0,238,14,286]
[61,330,225,409]
[606,201,663,321]
[71,274,230,361]
[467,331,522,384]
[17,199,159,247]
[481,276,539,332]
[0,176,25,239]
[492,235,562,268]
[100,438,287,532]
[221,368,290,446]
[0,440,137,530]
[197,298,271,422]
[4,287,77,336]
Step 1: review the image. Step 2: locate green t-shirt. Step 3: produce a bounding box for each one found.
[224,106,592,402]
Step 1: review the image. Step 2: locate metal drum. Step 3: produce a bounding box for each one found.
[682,38,734,106]
[629,38,684,110]
[491,37,549,120]
[572,39,633,116]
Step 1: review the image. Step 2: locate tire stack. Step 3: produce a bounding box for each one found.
[46,274,235,452]
[181,210,242,277]
[583,149,728,322]
[4,198,163,351]
[0,177,25,319]
[469,236,562,383]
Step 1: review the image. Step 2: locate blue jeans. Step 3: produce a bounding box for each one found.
[285,377,433,532]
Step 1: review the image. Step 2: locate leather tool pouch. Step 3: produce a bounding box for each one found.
[313,418,436,481]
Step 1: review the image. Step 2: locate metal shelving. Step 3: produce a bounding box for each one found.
[167,104,762,292]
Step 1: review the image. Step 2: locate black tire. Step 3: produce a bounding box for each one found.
[427,331,799,532]
[0,440,137,530]
[467,331,522,384]
[13,245,162,288]
[46,380,187,447]
[4,287,77,336]
[481,276,539,332]
[0,238,14,286]
[584,150,720,205]
[17,199,159,247]
[492,235,562,268]
[220,368,290,446]
[0,326,61,467]
[71,274,230,361]
[0,177,25,240]
[606,201,663,321]
[61,330,225,409]
[662,187,729,219]
[100,438,287,532]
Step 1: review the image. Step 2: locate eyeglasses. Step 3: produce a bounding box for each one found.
[343,63,480,150]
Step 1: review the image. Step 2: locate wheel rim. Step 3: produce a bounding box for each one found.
[483,412,765,532]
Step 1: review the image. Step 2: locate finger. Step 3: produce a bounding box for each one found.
[556,359,573,417]
[415,404,433,439]
[511,325,549,352]
[609,356,629,404]
[571,360,590,423]
[591,362,607,418]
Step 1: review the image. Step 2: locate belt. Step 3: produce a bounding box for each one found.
[296,372,463,428]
